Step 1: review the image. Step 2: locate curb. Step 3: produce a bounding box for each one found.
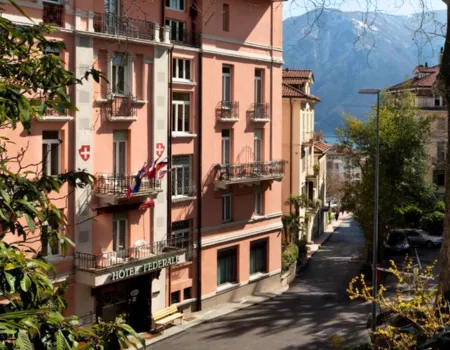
[144,285,289,347]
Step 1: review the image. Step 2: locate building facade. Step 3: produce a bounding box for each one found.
[1,0,284,331]
[388,50,447,197]
[281,70,331,243]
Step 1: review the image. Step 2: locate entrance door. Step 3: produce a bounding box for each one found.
[96,275,152,332]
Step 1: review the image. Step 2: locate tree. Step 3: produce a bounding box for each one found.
[337,90,437,259]
[283,194,312,243]
[0,1,143,348]
[326,172,345,203]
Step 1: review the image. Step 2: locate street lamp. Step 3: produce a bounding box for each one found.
[359,88,381,332]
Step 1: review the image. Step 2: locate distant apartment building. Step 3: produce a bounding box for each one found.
[281,69,331,242]
[1,0,284,332]
[388,48,446,197]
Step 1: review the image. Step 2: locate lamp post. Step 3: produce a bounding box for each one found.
[358,88,381,331]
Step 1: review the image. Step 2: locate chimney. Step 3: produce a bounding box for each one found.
[439,47,444,65]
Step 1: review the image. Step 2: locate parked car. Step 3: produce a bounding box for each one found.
[403,229,442,248]
[385,230,410,254]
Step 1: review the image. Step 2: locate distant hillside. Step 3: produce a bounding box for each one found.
[283,9,446,142]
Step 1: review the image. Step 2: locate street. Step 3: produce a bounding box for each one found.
[152,217,371,350]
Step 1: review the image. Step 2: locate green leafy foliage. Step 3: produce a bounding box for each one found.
[0,2,141,348]
[420,211,445,236]
[282,243,299,272]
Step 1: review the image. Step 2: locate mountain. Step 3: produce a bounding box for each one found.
[283,9,446,142]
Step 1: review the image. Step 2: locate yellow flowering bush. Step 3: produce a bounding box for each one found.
[347,259,450,349]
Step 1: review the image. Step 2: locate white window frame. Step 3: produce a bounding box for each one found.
[172,220,191,248]
[166,0,185,11]
[104,0,119,15]
[172,155,192,198]
[42,131,60,176]
[113,215,128,252]
[113,131,127,175]
[254,186,262,216]
[172,93,191,133]
[173,58,192,81]
[222,130,231,165]
[41,223,61,259]
[254,70,263,104]
[254,130,262,162]
[111,53,129,96]
[166,19,186,42]
[222,66,232,104]
[222,192,232,223]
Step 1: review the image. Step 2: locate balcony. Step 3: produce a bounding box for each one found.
[216,101,239,123]
[420,106,447,111]
[168,28,201,47]
[43,2,64,27]
[75,238,189,287]
[94,173,162,205]
[99,95,138,122]
[93,12,158,41]
[38,106,74,122]
[249,103,271,123]
[214,160,285,190]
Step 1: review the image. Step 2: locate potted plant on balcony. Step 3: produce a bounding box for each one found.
[313,164,320,175]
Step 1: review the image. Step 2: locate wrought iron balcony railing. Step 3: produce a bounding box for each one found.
[43,2,64,27]
[93,12,157,41]
[250,103,271,122]
[94,173,161,201]
[168,28,201,47]
[215,160,285,189]
[216,101,239,122]
[75,236,190,271]
[100,95,138,121]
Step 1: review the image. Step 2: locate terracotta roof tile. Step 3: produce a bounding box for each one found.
[282,69,312,79]
[282,78,308,85]
[388,65,440,91]
[314,142,332,153]
[282,83,321,102]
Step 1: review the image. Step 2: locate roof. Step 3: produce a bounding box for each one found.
[283,78,307,85]
[314,141,333,154]
[282,83,321,102]
[388,65,440,91]
[282,69,312,79]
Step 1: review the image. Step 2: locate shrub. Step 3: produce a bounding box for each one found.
[282,243,299,272]
[396,204,423,228]
[420,211,444,235]
[434,200,445,213]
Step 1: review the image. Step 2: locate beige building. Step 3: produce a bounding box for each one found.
[281,69,331,242]
[388,49,446,197]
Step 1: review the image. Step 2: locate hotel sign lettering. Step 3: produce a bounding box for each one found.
[110,255,182,281]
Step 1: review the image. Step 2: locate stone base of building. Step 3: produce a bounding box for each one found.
[201,273,281,310]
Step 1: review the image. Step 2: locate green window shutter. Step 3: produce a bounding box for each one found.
[433,171,438,185]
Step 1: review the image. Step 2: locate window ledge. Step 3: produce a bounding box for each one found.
[43,255,73,263]
[172,297,196,308]
[165,7,186,13]
[216,282,239,294]
[172,79,196,86]
[172,195,197,203]
[37,116,73,122]
[251,215,265,222]
[172,132,197,138]
[249,272,269,282]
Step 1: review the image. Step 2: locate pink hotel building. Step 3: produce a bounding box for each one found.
[2,0,284,332]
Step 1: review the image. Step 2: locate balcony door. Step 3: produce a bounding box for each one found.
[254,129,262,162]
[113,131,127,175]
[221,130,231,165]
[113,214,127,254]
[105,0,119,15]
[222,66,231,107]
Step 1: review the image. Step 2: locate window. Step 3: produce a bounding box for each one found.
[217,246,236,286]
[254,186,262,216]
[166,0,185,11]
[250,239,267,275]
[113,131,127,174]
[112,53,128,95]
[44,44,60,56]
[104,0,119,14]
[171,219,191,249]
[166,19,185,42]
[171,291,180,304]
[172,92,191,133]
[173,58,192,80]
[41,223,60,258]
[435,96,441,107]
[254,130,262,162]
[42,131,60,176]
[222,65,232,105]
[254,69,263,104]
[433,170,445,187]
[172,155,192,197]
[222,192,231,222]
[183,287,192,300]
[113,214,127,252]
[222,4,230,32]
[437,142,446,162]
[221,130,231,165]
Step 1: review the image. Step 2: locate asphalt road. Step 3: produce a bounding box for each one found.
[152,217,371,350]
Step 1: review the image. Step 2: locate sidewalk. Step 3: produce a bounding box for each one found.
[141,213,352,348]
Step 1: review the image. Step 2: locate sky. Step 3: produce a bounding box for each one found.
[283,0,448,19]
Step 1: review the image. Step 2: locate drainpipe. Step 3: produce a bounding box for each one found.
[289,97,293,213]
[167,46,174,304]
[196,50,203,312]
[269,1,273,160]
